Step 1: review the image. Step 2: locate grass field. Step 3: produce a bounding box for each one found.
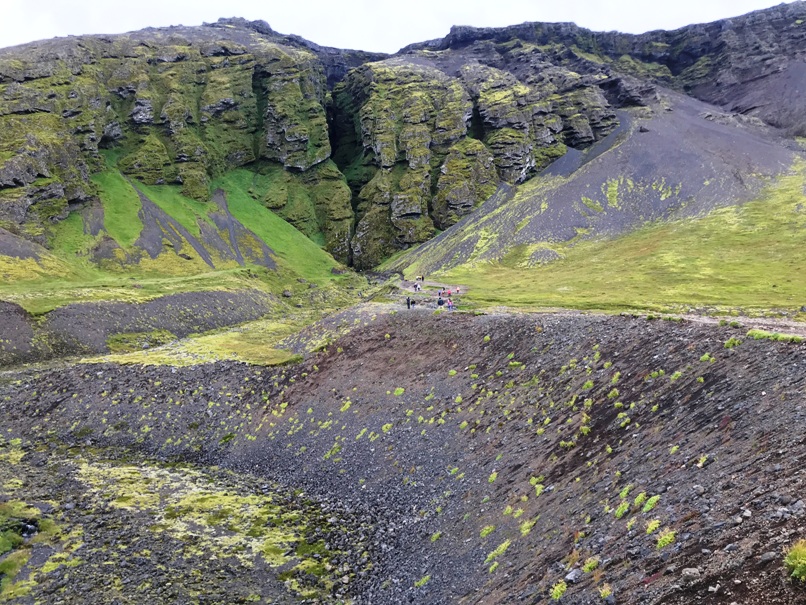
[213,170,340,282]
[432,165,806,313]
[90,168,142,248]
[1,164,352,314]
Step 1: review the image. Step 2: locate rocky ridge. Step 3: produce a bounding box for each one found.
[1,4,805,268]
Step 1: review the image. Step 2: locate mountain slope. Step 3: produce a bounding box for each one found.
[2,312,805,604]
[0,5,805,363]
[2,4,804,276]
[385,92,802,309]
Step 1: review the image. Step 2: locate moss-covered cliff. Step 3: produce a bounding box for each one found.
[0,20,356,262]
[1,2,805,273]
[330,52,619,267]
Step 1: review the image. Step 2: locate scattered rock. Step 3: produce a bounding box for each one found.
[565,569,583,583]
[758,551,778,563]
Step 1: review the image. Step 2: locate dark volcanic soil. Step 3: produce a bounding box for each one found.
[0,289,276,367]
[1,311,805,604]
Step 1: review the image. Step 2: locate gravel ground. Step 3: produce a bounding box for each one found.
[1,310,805,604]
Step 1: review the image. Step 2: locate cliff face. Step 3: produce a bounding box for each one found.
[404,1,806,133]
[0,19,361,262]
[1,3,805,271]
[330,52,622,267]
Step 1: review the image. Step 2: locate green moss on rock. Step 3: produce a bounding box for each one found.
[433,139,499,228]
[119,134,176,184]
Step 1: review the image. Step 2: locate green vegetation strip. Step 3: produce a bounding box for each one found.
[213,170,339,281]
[437,166,806,312]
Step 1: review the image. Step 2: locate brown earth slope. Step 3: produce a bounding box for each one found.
[1,310,804,604]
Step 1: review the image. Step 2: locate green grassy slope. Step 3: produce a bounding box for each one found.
[213,169,340,282]
[0,165,350,314]
[434,164,806,313]
[91,169,143,248]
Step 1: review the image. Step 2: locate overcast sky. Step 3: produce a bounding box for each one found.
[1,0,798,53]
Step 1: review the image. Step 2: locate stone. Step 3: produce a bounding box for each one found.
[565,568,583,583]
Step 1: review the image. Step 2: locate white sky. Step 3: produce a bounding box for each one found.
[0,0,799,53]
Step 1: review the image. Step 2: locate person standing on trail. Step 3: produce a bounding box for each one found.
[437,297,444,308]
[447,289,452,297]
[406,296,411,309]
[447,298,454,311]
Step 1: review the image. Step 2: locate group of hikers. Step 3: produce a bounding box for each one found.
[405,276,461,311]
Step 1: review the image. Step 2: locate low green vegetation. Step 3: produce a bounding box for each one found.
[746,329,803,343]
[785,540,806,582]
[213,169,340,282]
[550,580,567,600]
[426,164,806,313]
[91,167,143,248]
[1,162,357,315]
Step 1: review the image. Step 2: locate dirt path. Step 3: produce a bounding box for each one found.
[394,279,806,336]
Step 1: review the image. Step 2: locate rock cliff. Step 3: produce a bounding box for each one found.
[1,3,804,270]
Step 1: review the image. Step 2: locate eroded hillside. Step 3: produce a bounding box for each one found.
[2,311,805,603]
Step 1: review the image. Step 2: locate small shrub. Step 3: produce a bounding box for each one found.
[414,575,430,587]
[520,518,537,536]
[784,539,806,582]
[550,580,567,600]
[430,531,441,542]
[393,387,405,396]
[599,583,613,598]
[483,335,491,342]
[480,525,496,538]
[724,337,742,349]
[619,484,633,500]
[607,388,619,399]
[485,539,511,563]
[582,557,599,573]
[633,492,647,508]
[488,471,498,483]
[614,501,630,519]
[448,369,457,376]
[747,329,803,343]
[696,454,709,468]
[646,519,661,534]
[582,380,594,390]
[381,423,393,433]
[656,528,676,549]
[642,495,660,513]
